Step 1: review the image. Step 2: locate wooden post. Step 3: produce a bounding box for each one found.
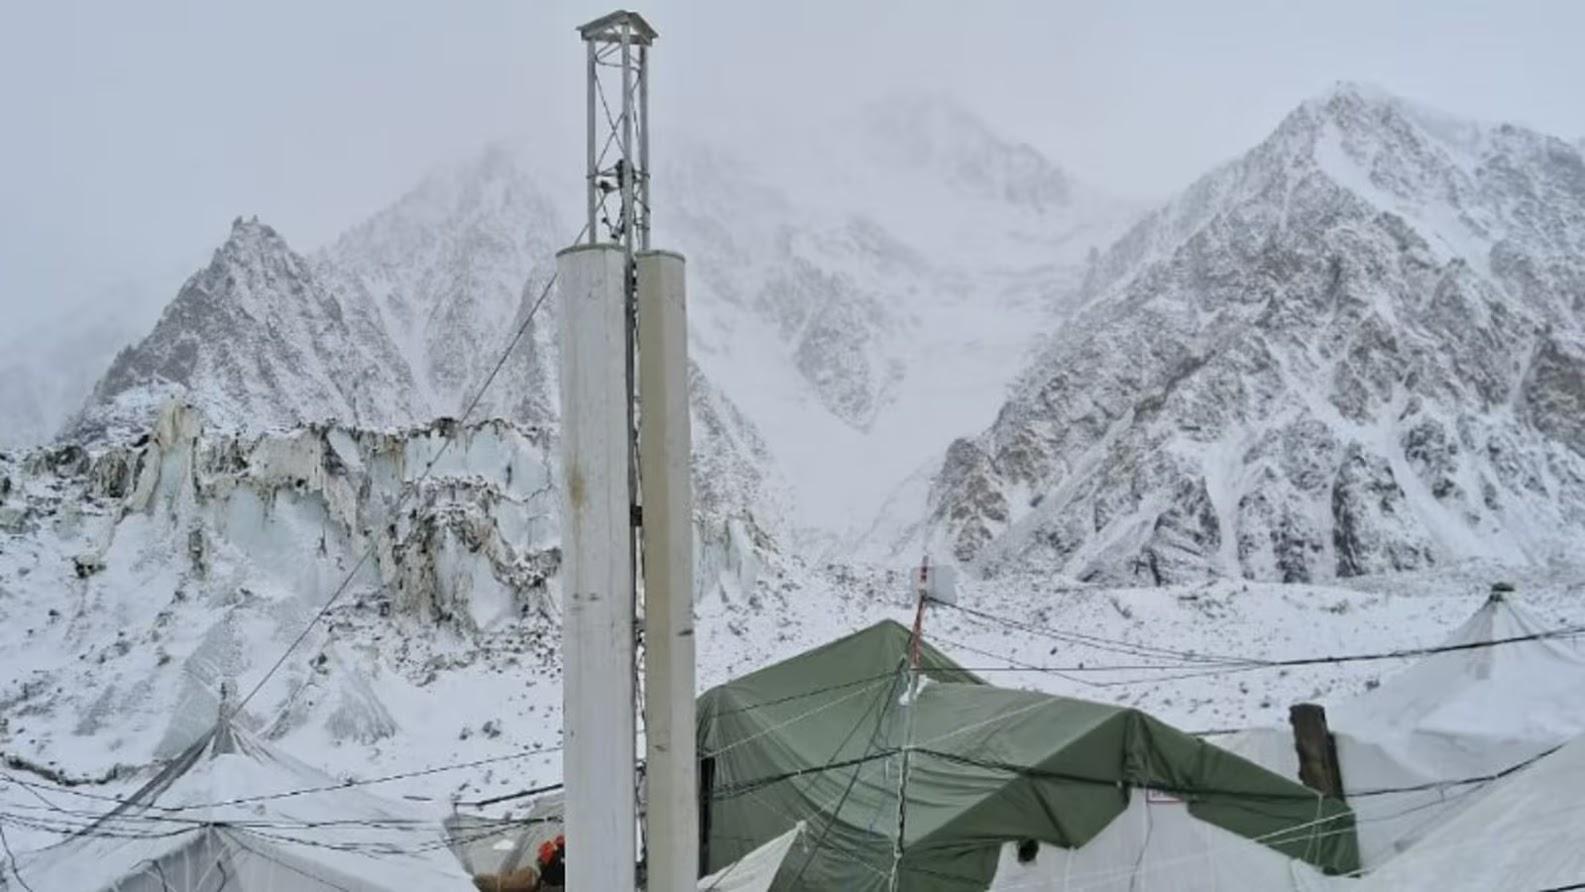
[557,243,637,891]
[1290,703,1345,800]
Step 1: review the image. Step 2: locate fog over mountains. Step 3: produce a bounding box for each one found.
[14,87,1585,582]
[2,86,1583,815]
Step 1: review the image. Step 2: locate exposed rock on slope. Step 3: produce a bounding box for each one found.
[63,112,1133,543]
[908,84,1585,583]
[65,152,790,547]
[0,400,775,777]
[69,218,421,441]
[316,147,564,427]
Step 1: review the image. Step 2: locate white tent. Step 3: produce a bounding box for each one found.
[986,792,1336,892]
[1354,732,1585,890]
[19,718,471,891]
[1221,590,1585,868]
[697,822,803,892]
[442,792,565,885]
[443,797,801,892]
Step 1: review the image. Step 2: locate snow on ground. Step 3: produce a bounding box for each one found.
[5,405,1585,880]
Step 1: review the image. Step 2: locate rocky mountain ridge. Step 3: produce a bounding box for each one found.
[60,97,1133,547]
[69,218,424,441]
[899,83,1585,584]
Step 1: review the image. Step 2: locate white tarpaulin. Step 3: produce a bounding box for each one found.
[1355,733,1585,891]
[441,808,797,892]
[987,793,1335,892]
[443,792,565,880]
[24,824,388,892]
[18,719,471,891]
[698,821,803,892]
[1221,592,1585,868]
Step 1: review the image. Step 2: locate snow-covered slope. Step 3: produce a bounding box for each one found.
[315,146,565,427]
[897,83,1585,583]
[6,408,1579,855]
[0,401,772,785]
[669,97,1139,546]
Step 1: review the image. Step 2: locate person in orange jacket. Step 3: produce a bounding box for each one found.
[536,834,566,887]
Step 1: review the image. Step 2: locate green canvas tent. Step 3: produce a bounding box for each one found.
[697,621,1359,891]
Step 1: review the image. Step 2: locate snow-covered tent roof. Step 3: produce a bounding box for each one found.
[1221,590,1585,868]
[1329,589,1585,767]
[19,717,471,891]
[1354,732,1585,891]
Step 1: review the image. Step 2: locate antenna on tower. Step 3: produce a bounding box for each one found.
[579,10,654,255]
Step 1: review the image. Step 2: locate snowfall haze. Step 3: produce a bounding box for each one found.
[4,4,1585,890]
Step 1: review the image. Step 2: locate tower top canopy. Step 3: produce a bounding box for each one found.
[578,10,658,46]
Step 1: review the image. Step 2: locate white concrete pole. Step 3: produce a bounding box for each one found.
[637,250,697,889]
[556,243,637,891]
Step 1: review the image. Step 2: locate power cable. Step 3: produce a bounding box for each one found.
[227,833,355,892]
[930,598,1252,666]
[779,664,905,889]
[900,742,1557,803]
[14,665,911,825]
[708,670,904,717]
[470,672,909,811]
[454,781,566,810]
[235,240,577,717]
[2,743,564,817]
[927,603,1585,677]
[36,224,584,845]
[0,816,37,892]
[698,675,902,763]
[927,634,1102,686]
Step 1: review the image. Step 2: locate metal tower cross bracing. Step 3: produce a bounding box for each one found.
[579,10,654,256]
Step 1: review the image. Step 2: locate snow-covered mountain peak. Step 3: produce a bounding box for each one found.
[203,217,331,319]
[67,217,422,442]
[720,92,1138,273]
[854,91,1075,213]
[314,145,566,423]
[895,89,1585,584]
[1295,81,1499,158]
[327,146,557,266]
[218,214,298,265]
[1273,83,1585,242]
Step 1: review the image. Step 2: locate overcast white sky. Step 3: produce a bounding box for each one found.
[3,0,1583,336]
